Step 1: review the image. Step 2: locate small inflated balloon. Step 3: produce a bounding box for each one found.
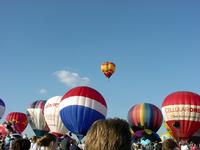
[128,103,163,132]
[27,100,50,137]
[0,99,5,119]
[6,112,28,134]
[164,121,171,131]
[162,91,200,140]
[161,132,174,142]
[59,86,107,139]
[44,96,68,137]
[101,62,116,78]
[163,121,174,137]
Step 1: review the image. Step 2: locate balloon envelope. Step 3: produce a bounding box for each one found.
[27,100,50,137]
[128,103,163,132]
[101,62,116,78]
[161,132,174,142]
[0,124,8,138]
[134,130,145,138]
[44,96,68,137]
[133,129,161,142]
[0,99,5,119]
[162,91,200,140]
[6,112,28,134]
[59,86,107,137]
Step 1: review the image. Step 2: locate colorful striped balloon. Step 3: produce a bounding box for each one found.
[59,86,107,138]
[128,103,163,132]
[27,100,50,137]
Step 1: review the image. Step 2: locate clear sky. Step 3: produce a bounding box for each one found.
[0,0,200,137]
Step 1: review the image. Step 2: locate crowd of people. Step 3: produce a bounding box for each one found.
[0,118,199,150]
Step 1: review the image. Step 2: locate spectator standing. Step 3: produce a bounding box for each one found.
[85,118,132,150]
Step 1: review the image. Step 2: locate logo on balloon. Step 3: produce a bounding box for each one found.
[162,105,200,121]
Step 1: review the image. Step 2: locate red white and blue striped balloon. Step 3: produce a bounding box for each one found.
[59,86,107,137]
[0,99,5,119]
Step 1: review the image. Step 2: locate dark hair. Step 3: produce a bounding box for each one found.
[37,133,57,147]
[162,139,178,150]
[11,138,31,150]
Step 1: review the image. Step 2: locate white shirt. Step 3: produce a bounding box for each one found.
[181,145,189,150]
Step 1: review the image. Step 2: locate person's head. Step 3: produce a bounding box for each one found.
[10,133,22,140]
[70,144,81,150]
[30,135,37,143]
[85,118,132,150]
[162,139,178,150]
[37,133,58,150]
[10,138,31,150]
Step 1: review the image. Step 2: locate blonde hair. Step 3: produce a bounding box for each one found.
[37,133,57,147]
[85,118,132,150]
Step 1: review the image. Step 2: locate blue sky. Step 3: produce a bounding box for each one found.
[0,0,200,137]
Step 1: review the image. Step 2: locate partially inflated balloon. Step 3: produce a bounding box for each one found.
[27,100,50,137]
[128,103,163,132]
[6,112,28,134]
[162,91,200,140]
[160,132,174,142]
[0,99,5,119]
[163,121,174,137]
[44,96,68,137]
[101,62,116,78]
[59,86,107,139]
[0,124,8,138]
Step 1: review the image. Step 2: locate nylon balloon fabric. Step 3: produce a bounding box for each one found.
[59,86,107,138]
[162,91,200,140]
[128,103,163,132]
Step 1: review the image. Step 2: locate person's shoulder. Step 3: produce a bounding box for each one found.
[40,147,45,150]
[34,145,44,150]
[181,144,189,150]
[70,144,82,150]
[31,143,39,150]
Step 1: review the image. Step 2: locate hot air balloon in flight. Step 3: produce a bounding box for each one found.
[162,91,200,140]
[27,100,50,137]
[128,103,163,132]
[101,62,116,79]
[0,98,5,119]
[6,112,28,134]
[59,86,107,139]
[44,96,68,137]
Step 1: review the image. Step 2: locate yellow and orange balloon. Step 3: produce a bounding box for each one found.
[161,132,175,142]
[101,62,116,79]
